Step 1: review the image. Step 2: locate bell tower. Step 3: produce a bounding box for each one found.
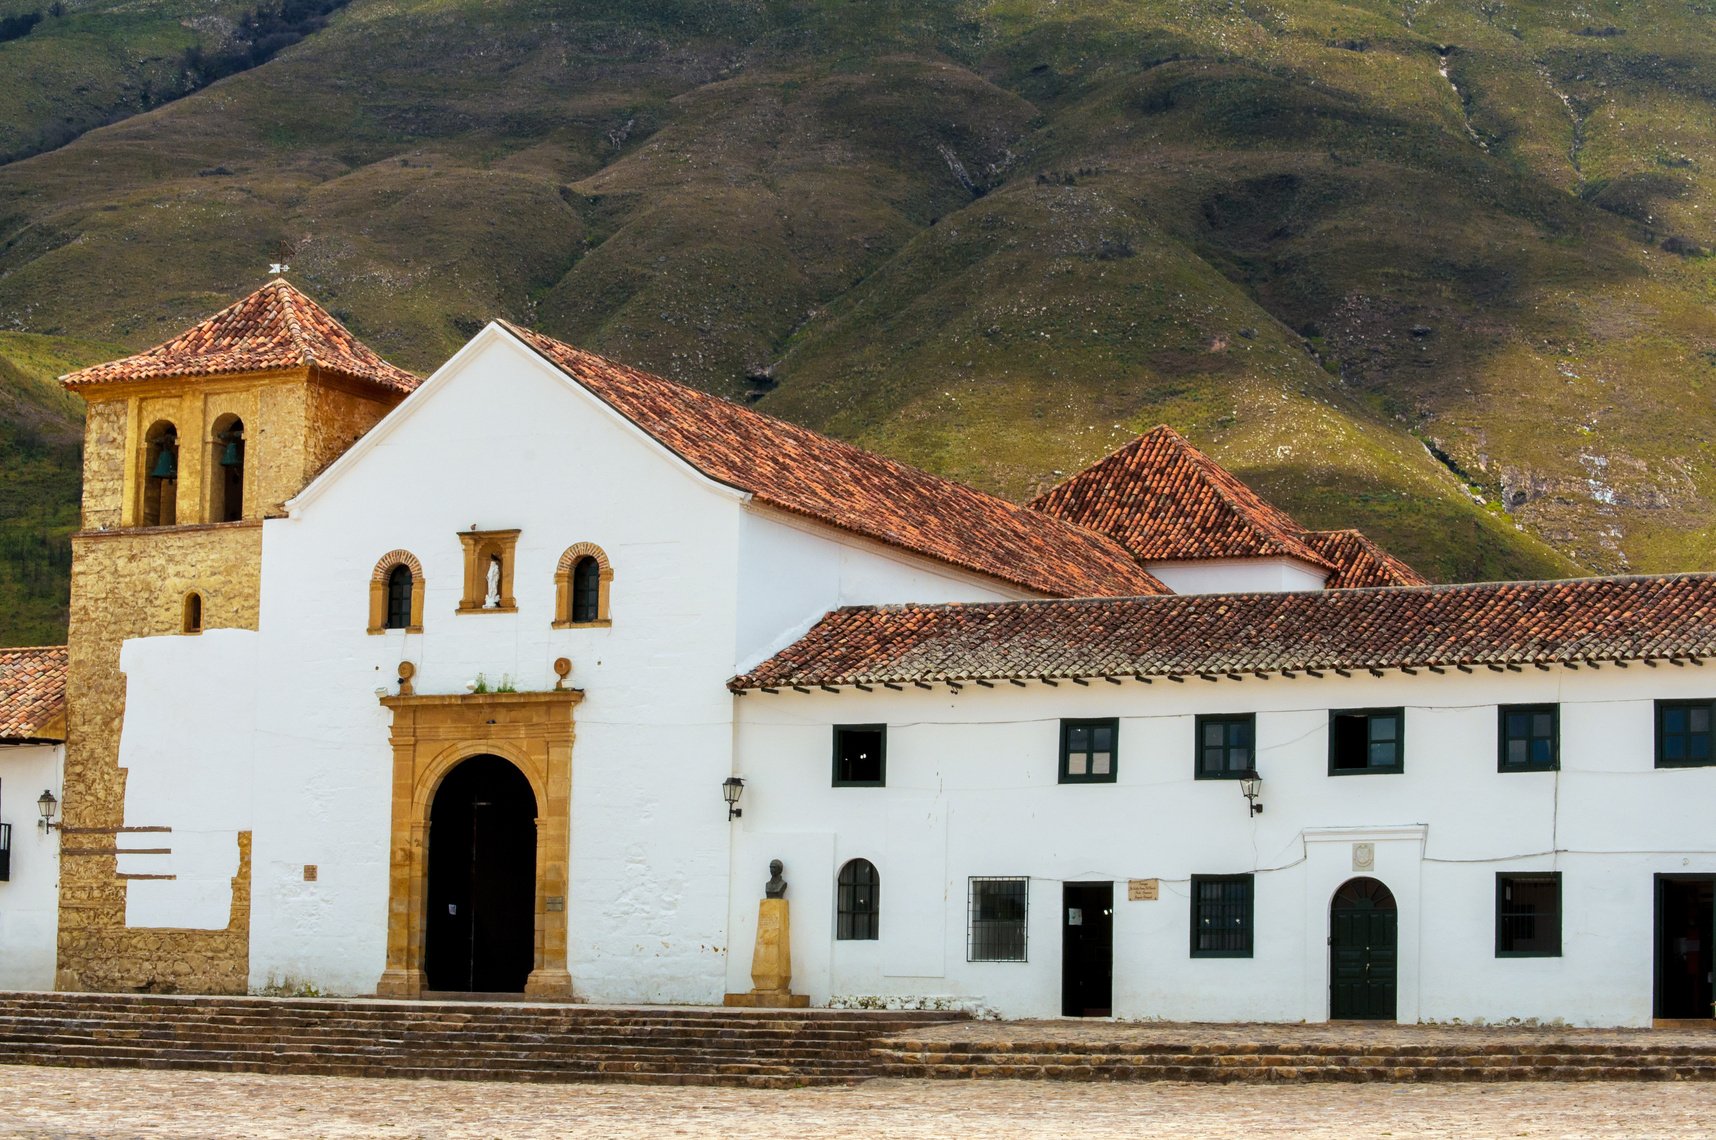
[55,279,417,992]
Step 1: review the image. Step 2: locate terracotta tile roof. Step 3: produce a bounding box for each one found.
[1028,426,1333,570]
[1300,529,1427,589]
[0,646,66,741]
[500,322,1166,599]
[731,574,1716,689]
[62,280,419,395]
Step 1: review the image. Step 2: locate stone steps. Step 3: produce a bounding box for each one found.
[872,1041,1716,1083]
[0,992,962,1088]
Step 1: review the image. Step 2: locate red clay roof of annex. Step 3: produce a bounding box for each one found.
[500,322,1167,599]
[62,279,419,395]
[730,574,1716,689]
[1301,529,1427,589]
[1029,426,1334,568]
[0,646,66,741]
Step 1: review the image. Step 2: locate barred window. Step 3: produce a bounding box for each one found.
[1196,714,1254,779]
[837,859,879,941]
[1060,718,1117,783]
[968,877,1028,962]
[1190,874,1254,957]
[385,565,414,630]
[1499,705,1558,771]
[1496,873,1562,956]
[571,556,601,623]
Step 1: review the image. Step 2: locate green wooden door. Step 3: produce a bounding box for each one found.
[1330,878,1398,1020]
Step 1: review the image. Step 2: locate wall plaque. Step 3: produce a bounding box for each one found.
[1127,878,1159,901]
[1352,843,1375,872]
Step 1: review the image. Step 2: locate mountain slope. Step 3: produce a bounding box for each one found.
[8,0,1716,629]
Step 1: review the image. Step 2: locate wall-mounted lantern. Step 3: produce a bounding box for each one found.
[722,776,745,821]
[37,789,59,832]
[1238,770,1263,816]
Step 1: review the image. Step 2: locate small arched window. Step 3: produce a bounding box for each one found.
[837,858,879,941]
[210,415,245,523]
[385,565,414,629]
[141,421,179,527]
[554,543,612,628]
[182,592,203,634]
[368,550,425,634]
[571,556,600,623]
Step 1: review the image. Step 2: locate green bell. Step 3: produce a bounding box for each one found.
[219,436,243,467]
[149,447,177,479]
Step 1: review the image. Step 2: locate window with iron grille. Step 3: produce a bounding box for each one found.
[832,724,886,787]
[1499,705,1558,771]
[968,877,1028,962]
[1657,700,1715,768]
[1496,872,1562,956]
[1329,708,1404,774]
[1190,874,1253,957]
[385,565,414,630]
[1195,714,1254,779]
[1060,718,1118,783]
[571,556,601,624]
[837,858,879,940]
[0,821,10,882]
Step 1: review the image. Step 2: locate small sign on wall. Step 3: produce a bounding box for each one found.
[1127,878,1159,901]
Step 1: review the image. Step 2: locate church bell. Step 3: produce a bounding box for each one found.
[149,447,177,479]
[219,435,243,467]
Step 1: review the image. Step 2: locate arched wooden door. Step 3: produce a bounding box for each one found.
[1330,877,1397,1020]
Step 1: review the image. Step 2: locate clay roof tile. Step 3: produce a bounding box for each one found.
[0,646,67,742]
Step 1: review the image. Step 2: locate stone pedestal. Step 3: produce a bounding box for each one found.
[724,897,809,1008]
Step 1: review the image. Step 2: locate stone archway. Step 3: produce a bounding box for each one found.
[375,689,580,998]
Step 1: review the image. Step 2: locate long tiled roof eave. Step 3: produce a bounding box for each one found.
[729,574,1716,690]
[0,645,68,741]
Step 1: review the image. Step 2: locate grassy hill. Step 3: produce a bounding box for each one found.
[8,0,1716,638]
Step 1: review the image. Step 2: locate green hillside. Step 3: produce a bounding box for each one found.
[9,0,1716,636]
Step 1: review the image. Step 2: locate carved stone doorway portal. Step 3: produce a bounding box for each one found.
[375,689,581,999]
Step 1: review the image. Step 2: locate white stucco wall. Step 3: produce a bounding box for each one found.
[1145,557,1328,594]
[0,743,63,989]
[732,663,1716,1025]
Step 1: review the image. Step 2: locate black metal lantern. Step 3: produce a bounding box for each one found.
[722,776,745,820]
[1238,770,1263,816]
[36,788,58,831]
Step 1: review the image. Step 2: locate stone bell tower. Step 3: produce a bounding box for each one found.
[55,279,418,992]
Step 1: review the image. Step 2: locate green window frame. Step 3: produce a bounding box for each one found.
[1495,872,1562,957]
[832,724,886,787]
[1498,704,1559,772]
[1329,708,1404,775]
[1190,874,1254,958]
[1195,714,1255,780]
[1656,700,1715,768]
[1060,718,1118,783]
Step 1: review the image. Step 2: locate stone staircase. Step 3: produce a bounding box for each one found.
[0,992,964,1088]
[872,1032,1716,1083]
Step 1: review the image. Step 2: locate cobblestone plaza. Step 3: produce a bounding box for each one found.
[2,1065,1714,1139]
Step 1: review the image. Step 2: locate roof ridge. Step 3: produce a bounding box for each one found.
[270,278,314,364]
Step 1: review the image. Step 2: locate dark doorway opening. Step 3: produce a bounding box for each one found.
[1330,877,1398,1020]
[1655,875,1714,1020]
[1062,882,1113,1017]
[425,755,537,993]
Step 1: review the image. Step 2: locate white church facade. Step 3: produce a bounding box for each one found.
[1,281,1713,1026]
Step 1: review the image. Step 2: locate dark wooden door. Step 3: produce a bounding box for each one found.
[425,755,538,993]
[1062,882,1114,1017]
[1655,875,1715,1019]
[1330,877,1398,1020]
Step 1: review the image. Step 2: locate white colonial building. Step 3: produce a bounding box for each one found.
[3,281,1713,1026]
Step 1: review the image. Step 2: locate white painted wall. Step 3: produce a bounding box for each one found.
[732,663,1716,1025]
[1145,557,1328,594]
[0,743,62,990]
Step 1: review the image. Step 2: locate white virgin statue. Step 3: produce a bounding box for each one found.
[485,554,502,607]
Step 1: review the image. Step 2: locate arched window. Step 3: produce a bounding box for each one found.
[369,550,425,634]
[141,421,179,527]
[571,556,600,623]
[385,564,414,629]
[554,543,612,627]
[182,592,203,634]
[210,414,245,523]
[837,858,879,941]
